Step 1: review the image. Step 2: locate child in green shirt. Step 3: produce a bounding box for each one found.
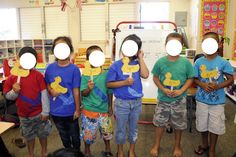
[150,32,195,157]
[80,45,113,157]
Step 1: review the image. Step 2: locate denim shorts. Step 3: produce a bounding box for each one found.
[153,97,187,130]
[20,114,52,140]
[114,98,142,144]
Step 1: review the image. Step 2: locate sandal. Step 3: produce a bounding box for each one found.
[194,145,209,155]
[104,152,113,157]
[12,138,26,148]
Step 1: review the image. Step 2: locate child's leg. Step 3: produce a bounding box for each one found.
[100,115,113,154]
[104,140,112,153]
[195,101,210,154]
[201,131,209,149]
[171,98,187,157]
[209,132,218,157]
[80,113,98,156]
[68,118,81,149]
[39,138,47,157]
[26,139,35,157]
[52,116,72,148]
[84,142,91,156]
[150,127,165,157]
[151,101,170,157]
[208,105,225,157]
[173,130,183,157]
[114,99,130,157]
[127,99,142,157]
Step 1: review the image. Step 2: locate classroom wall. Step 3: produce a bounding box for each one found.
[224,0,236,59]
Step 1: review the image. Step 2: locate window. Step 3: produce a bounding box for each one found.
[45,7,69,39]
[80,4,106,41]
[140,2,169,29]
[0,8,19,40]
[20,8,43,39]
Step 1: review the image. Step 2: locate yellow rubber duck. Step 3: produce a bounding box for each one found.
[163,72,180,87]
[82,61,101,76]
[121,57,139,73]
[50,76,68,94]
[200,65,218,79]
[10,61,29,77]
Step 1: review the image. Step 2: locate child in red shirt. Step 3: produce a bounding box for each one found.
[3,47,51,157]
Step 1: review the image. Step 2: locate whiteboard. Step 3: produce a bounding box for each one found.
[115,29,173,102]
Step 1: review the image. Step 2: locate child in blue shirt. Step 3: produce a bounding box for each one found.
[45,36,81,151]
[194,32,234,157]
[106,34,149,157]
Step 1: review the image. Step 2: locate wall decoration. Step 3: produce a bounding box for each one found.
[201,0,228,36]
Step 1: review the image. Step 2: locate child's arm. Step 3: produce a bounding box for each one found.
[194,78,213,93]
[209,73,234,90]
[73,87,81,119]
[153,75,172,97]
[81,80,94,96]
[4,77,20,100]
[107,77,134,88]
[47,84,59,97]
[172,78,193,97]
[108,93,113,116]
[138,51,149,79]
[40,89,50,121]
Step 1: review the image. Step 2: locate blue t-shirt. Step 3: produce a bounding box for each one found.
[45,62,81,117]
[106,59,143,100]
[194,55,234,105]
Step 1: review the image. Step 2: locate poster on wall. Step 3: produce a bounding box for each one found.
[201,0,228,36]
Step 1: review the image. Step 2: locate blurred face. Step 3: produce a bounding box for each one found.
[165,37,183,57]
[201,35,219,55]
[54,40,71,60]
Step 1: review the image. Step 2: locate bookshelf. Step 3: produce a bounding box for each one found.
[0,39,53,66]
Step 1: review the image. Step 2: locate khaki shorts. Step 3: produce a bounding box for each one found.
[20,114,52,140]
[196,101,225,135]
[153,97,187,130]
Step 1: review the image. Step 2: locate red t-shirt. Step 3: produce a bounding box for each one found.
[3,69,46,118]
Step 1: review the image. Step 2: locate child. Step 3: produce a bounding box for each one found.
[45,36,81,151]
[194,32,234,157]
[106,34,149,157]
[3,47,51,157]
[150,32,195,157]
[80,45,113,157]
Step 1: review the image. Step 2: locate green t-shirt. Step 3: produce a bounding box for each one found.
[80,70,111,113]
[152,56,195,103]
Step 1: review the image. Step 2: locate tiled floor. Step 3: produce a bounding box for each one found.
[1,98,236,157]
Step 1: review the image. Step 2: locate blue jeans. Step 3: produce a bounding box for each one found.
[114,98,142,144]
[52,115,80,150]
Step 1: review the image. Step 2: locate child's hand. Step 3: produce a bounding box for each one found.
[40,114,49,121]
[201,82,213,93]
[88,80,95,90]
[125,77,134,86]
[50,89,59,97]
[163,88,172,97]
[73,110,80,120]
[138,50,144,59]
[172,89,184,97]
[209,82,219,91]
[13,83,21,93]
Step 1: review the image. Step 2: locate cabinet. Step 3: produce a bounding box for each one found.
[0,39,53,66]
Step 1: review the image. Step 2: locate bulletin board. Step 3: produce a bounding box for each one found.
[200,0,228,36]
[113,21,176,104]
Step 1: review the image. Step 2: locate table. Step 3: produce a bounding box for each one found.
[187,88,197,132]
[0,122,14,135]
